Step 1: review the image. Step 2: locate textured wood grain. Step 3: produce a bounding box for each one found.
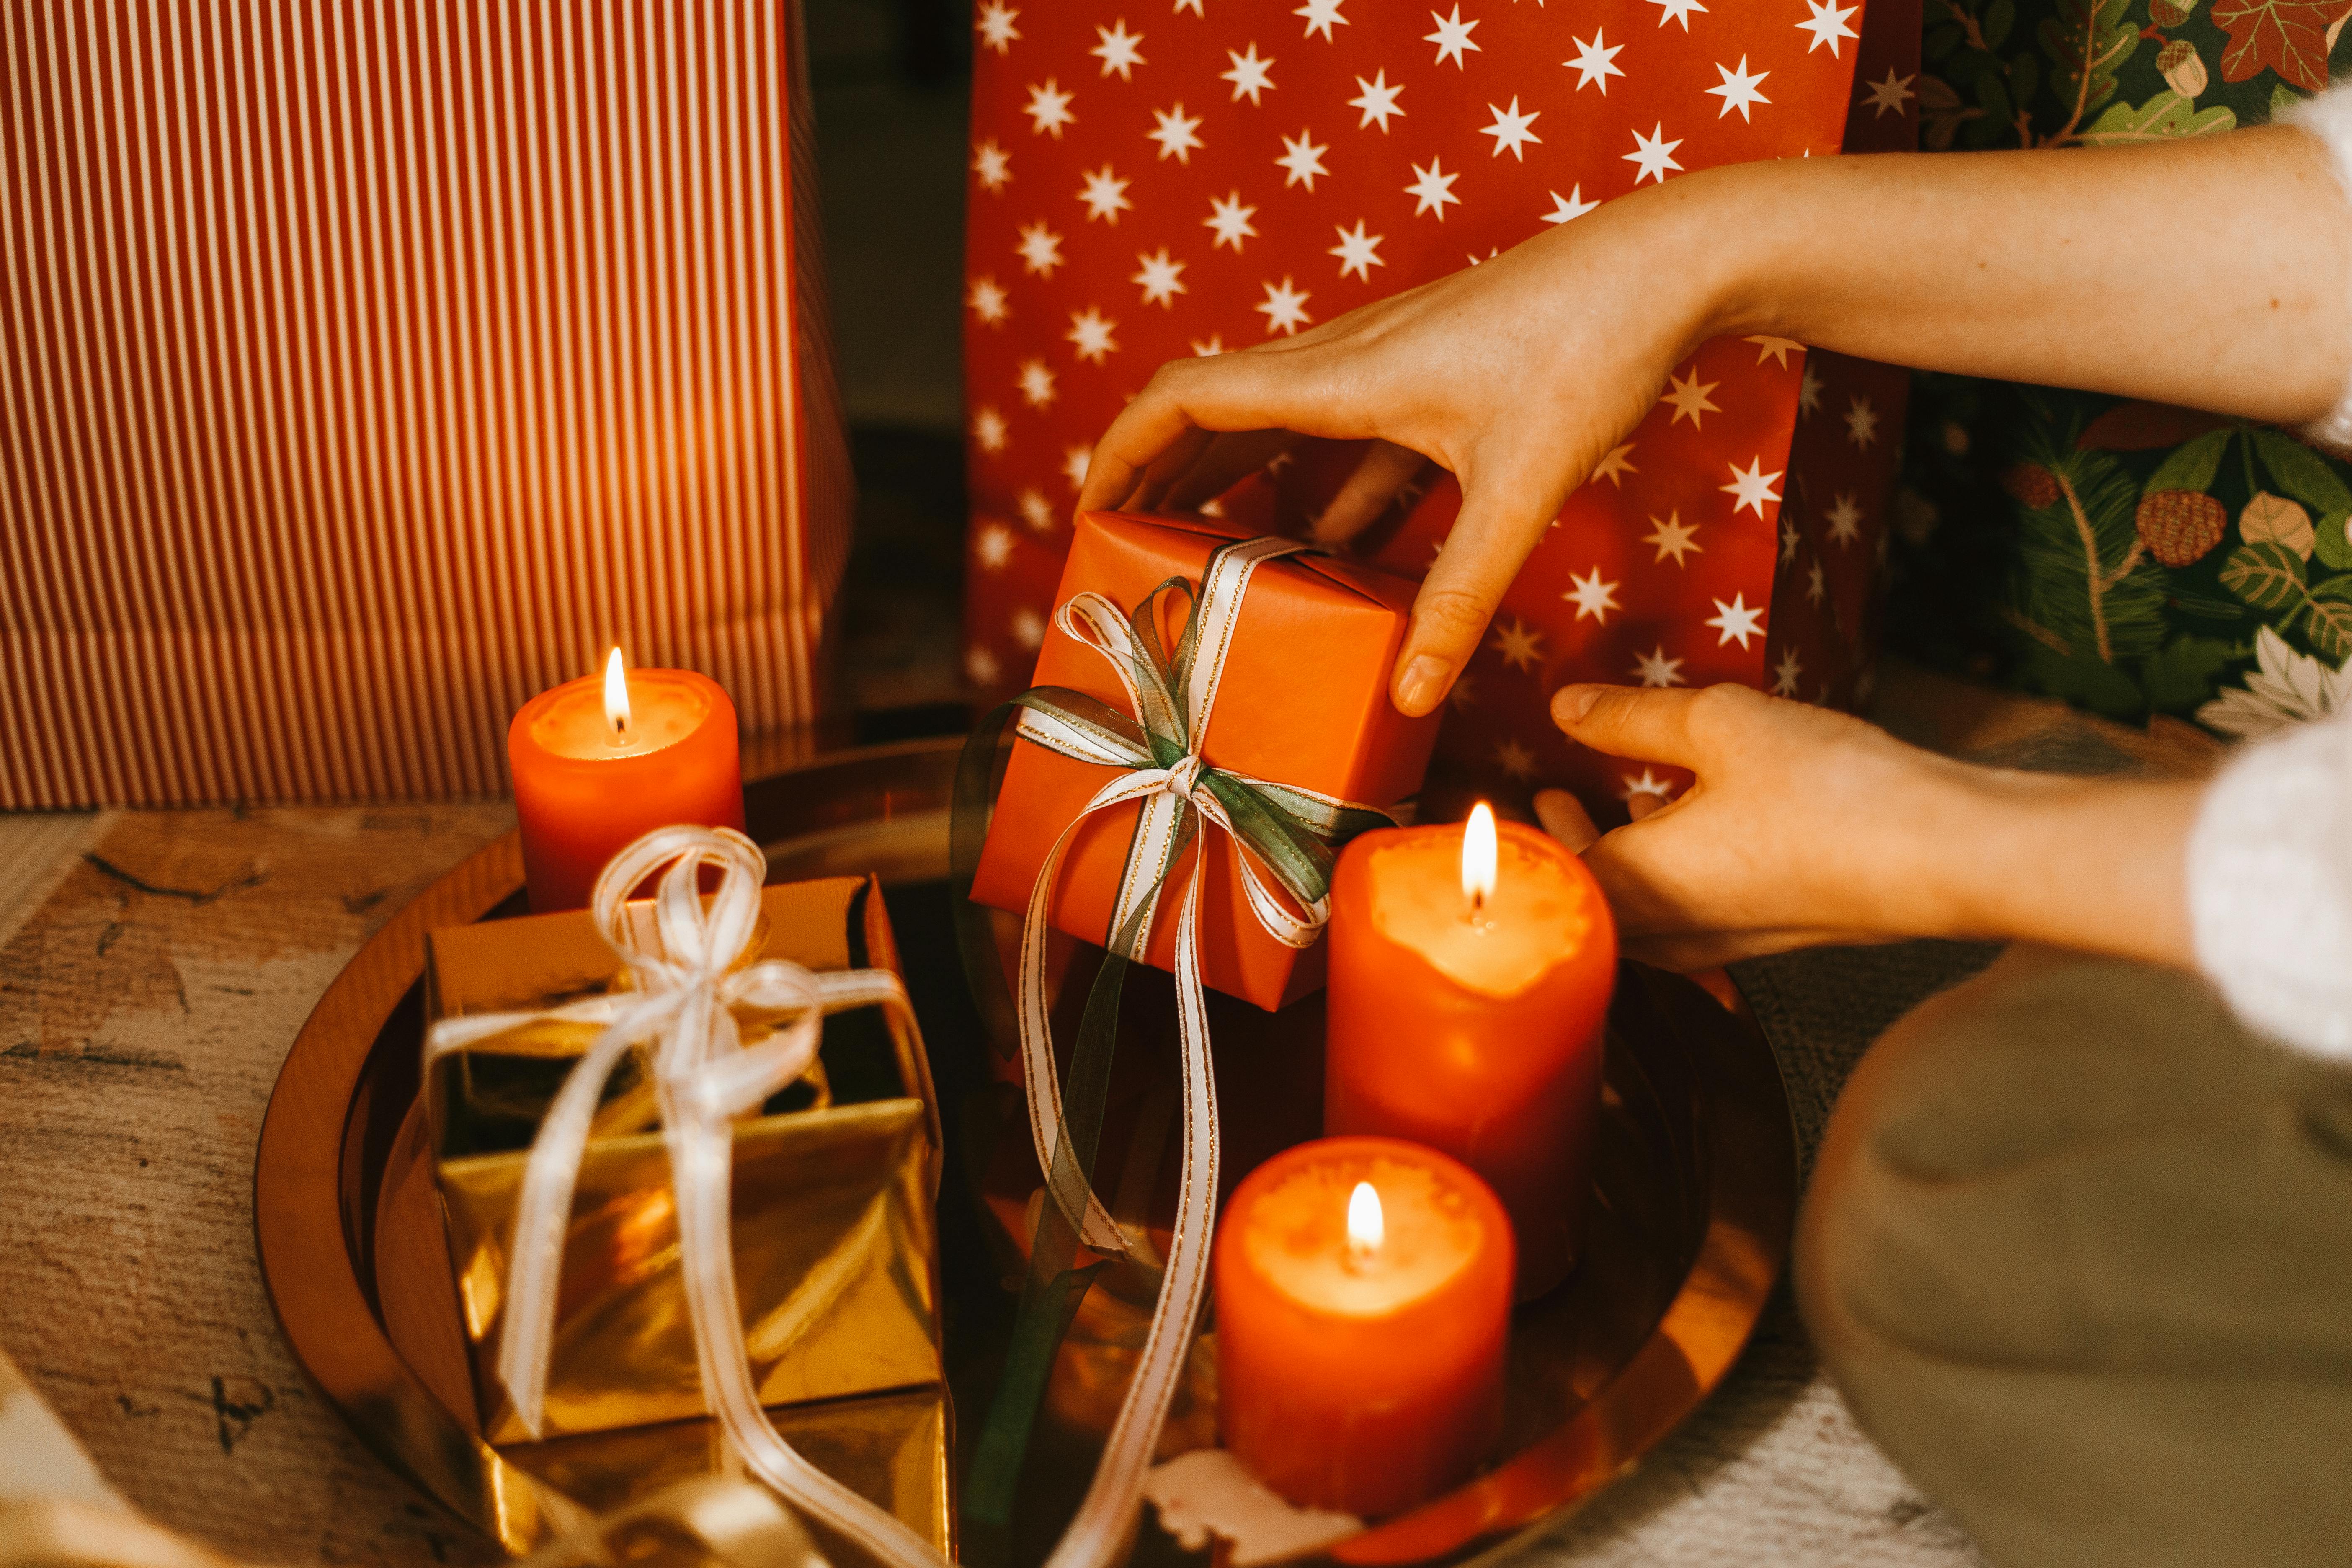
[0,803,509,1567]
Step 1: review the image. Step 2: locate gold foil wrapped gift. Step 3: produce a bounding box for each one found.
[423,871,949,1546]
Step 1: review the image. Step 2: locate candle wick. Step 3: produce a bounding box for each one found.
[609,714,630,746]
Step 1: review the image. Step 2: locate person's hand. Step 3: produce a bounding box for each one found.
[1531,683,1991,971]
[1529,681,2207,972]
[1075,182,1735,717]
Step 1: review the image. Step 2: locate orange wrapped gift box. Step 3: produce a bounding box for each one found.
[968,513,1442,1012]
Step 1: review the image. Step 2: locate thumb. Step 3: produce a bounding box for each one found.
[1552,683,1737,770]
[1391,489,1555,717]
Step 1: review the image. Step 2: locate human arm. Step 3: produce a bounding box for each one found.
[1541,681,2352,1061]
[1078,117,2352,717]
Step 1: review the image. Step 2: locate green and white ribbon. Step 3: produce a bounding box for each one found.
[971,535,1394,1568]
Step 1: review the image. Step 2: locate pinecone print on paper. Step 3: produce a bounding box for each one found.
[962,0,1921,813]
[2136,489,2227,566]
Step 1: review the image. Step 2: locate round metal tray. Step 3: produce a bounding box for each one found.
[254,735,1795,1568]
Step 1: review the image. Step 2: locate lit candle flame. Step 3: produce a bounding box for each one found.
[603,647,632,742]
[1346,1180,1383,1258]
[1462,801,1497,916]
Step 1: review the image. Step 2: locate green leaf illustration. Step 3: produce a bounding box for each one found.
[2139,635,2249,711]
[2272,81,2307,116]
[2145,427,2234,493]
[2010,428,2170,664]
[2040,0,2138,134]
[1986,0,2017,48]
[2313,511,2352,571]
[2305,578,2352,662]
[2220,539,2311,611]
[2251,429,2352,516]
[2079,90,2239,142]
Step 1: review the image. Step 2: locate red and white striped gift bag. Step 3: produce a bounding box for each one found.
[1,0,850,807]
[962,0,1919,815]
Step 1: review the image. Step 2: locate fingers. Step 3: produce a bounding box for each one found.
[1390,492,1555,715]
[1551,682,1762,769]
[1532,787,1597,852]
[1078,351,1346,515]
[1312,441,1432,546]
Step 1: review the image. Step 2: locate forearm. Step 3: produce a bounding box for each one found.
[1672,129,2352,425]
[1914,766,2204,965]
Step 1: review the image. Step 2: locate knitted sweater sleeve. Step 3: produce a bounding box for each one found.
[2187,704,2352,1060]
[2285,85,2352,454]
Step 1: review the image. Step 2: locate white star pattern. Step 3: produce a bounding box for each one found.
[1091,19,1146,80]
[1449,671,1477,709]
[1329,220,1385,281]
[1066,306,1118,363]
[972,139,1012,191]
[1647,0,1707,29]
[968,276,1009,324]
[972,406,1008,453]
[1012,608,1047,650]
[1295,0,1348,41]
[1746,334,1803,367]
[1078,165,1133,223]
[1221,44,1276,104]
[1276,129,1331,190]
[1564,566,1622,624]
[1191,333,1227,356]
[1481,98,1543,160]
[1406,157,1460,219]
[1565,30,1625,93]
[1019,487,1056,531]
[1707,57,1771,121]
[1844,395,1880,448]
[1424,6,1481,68]
[1621,767,1676,802]
[1630,646,1686,687]
[1256,276,1312,335]
[1706,593,1767,650]
[1797,0,1860,55]
[1806,558,1827,603]
[1174,0,1203,13]
[1349,70,1406,131]
[976,2,1020,54]
[1624,123,1684,184]
[1132,248,1188,306]
[1018,358,1057,407]
[1016,220,1064,276]
[1591,442,1638,485]
[1024,79,1075,137]
[1661,368,1720,427]
[1204,191,1259,250]
[1825,491,1864,546]
[1780,518,1800,563]
[1063,446,1092,491]
[1862,68,1917,116]
[1490,618,1545,671]
[967,645,1002,686]
[1722,456,1784,517]
[1496,739,1539,780]
[1643,511,1702,565]
[1148,103,1205,162]
[1772,647,1803,698]
[975,523,1014,570]
[1799,364,1823,417]
[1543,186,1600,224]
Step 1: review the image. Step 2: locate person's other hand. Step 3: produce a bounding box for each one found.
[1532,683,1973,971]
[1075,186,1731,717]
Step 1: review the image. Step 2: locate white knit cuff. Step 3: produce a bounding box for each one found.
[2283,86,2352,456]
[2185,708,2352,1060]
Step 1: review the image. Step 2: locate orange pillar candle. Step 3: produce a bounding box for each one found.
[1214,1136,1514,1519]
[1325,807,1615,1300]
[508,651,746,911]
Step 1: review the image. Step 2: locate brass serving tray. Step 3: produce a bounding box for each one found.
[254,735,1795,1568]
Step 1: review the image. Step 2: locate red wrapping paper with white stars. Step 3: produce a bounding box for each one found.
[962,0,1920,818]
